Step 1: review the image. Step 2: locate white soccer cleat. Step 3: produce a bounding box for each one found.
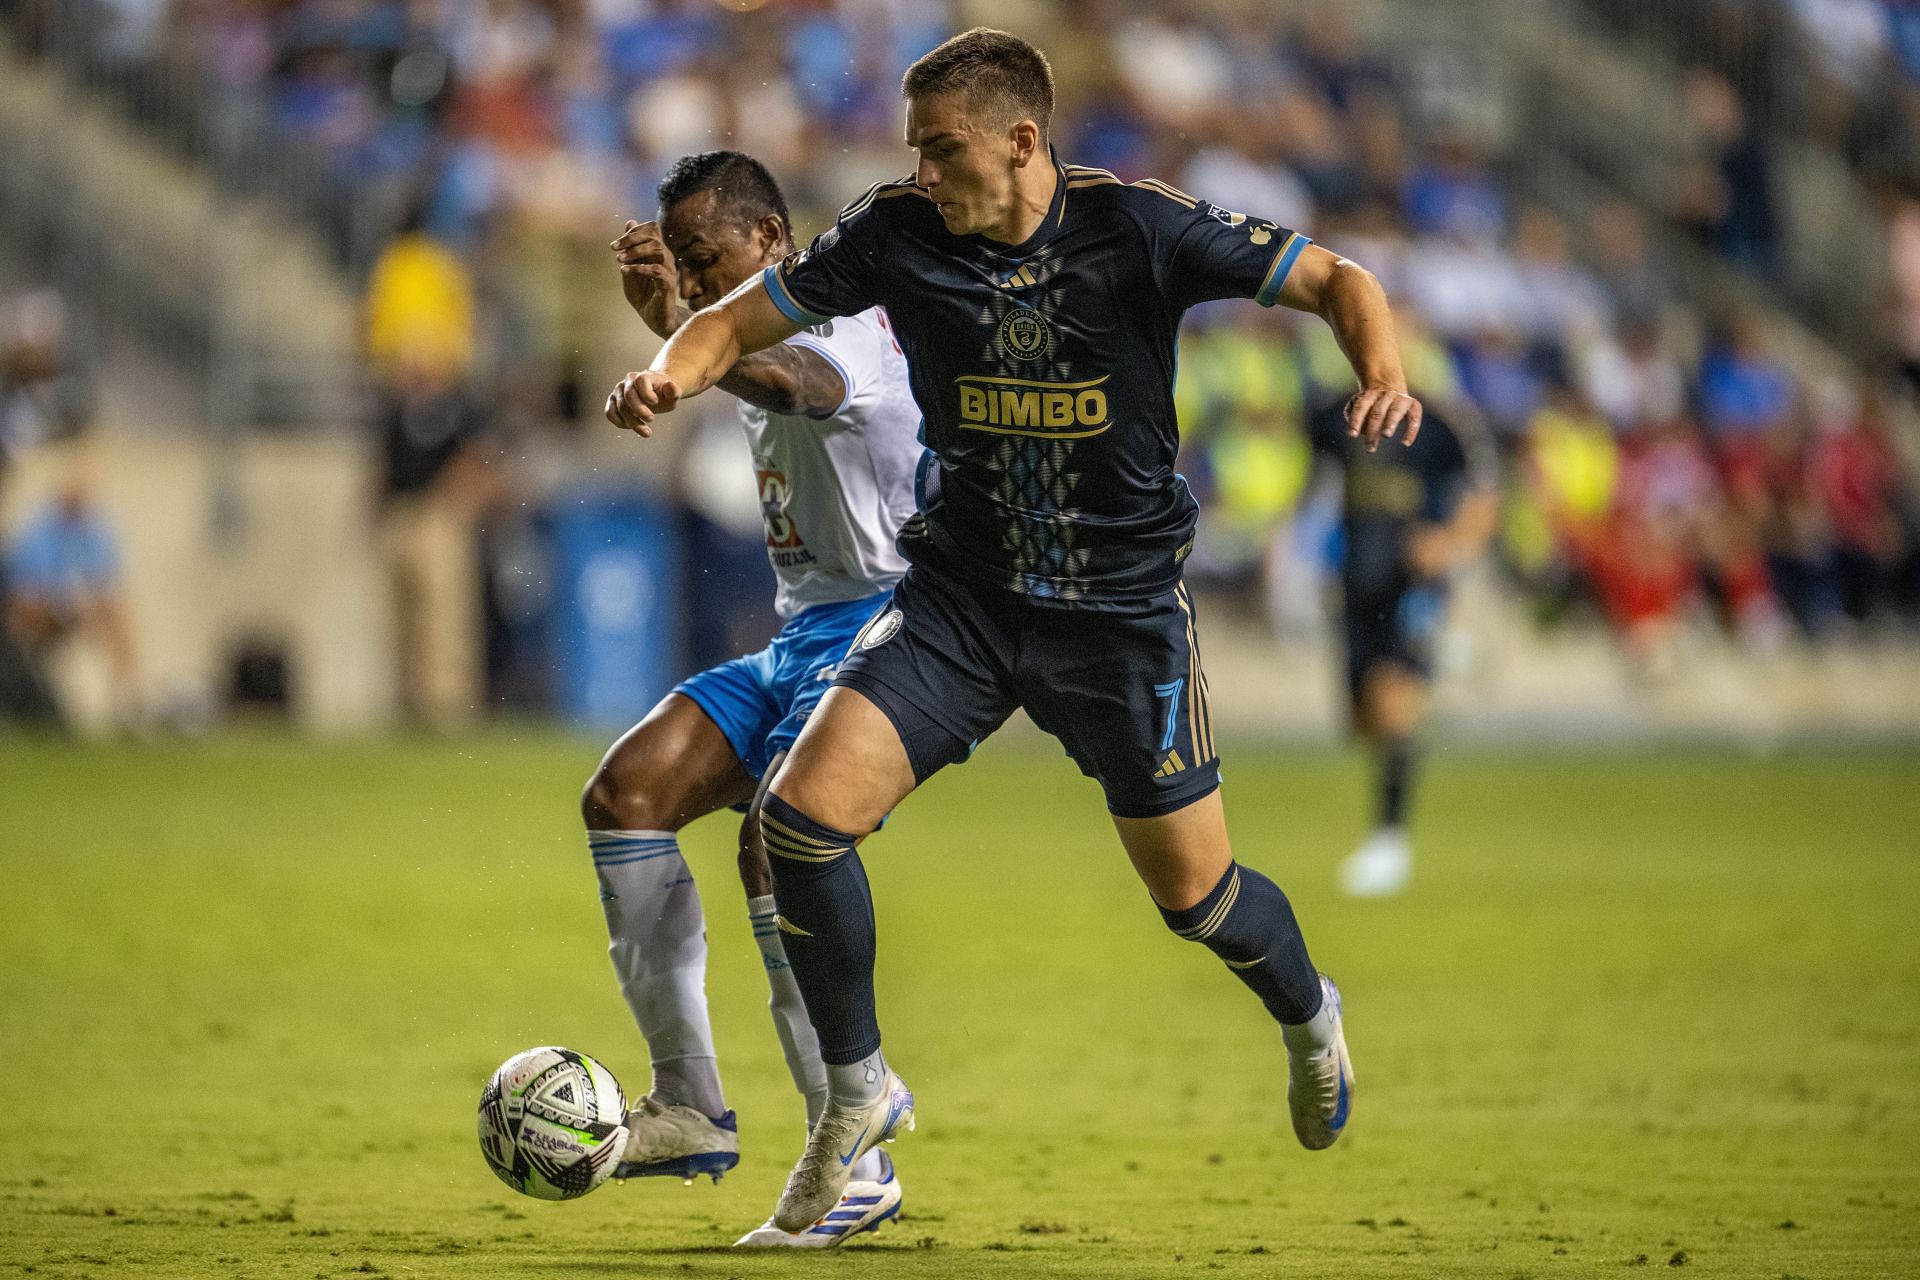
[1287,974,1354,1151]
[734,1149,904,1247]
[612,1095,739,1183]
[1339,827,1412,898]
[771,1072,914,1233]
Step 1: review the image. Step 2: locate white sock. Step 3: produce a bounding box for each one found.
[850,1148,886,1181]
[1280,989,1339,1056]
[590,829,725,1118]
[825,1048,888,1107]
[747,895,830,1126]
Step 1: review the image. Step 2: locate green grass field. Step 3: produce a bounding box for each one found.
[2,733,1917,1279]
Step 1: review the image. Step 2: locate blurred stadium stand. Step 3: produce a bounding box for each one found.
[2,0,1917,739]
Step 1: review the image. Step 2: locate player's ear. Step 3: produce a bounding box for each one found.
[1009,118,1041,166]
[751,211,787,257]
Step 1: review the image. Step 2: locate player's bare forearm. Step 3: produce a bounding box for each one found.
[650,295,843,414]
[610,279,810,436]
[651,278,805,398]
[716,344,847,418]
[1280,245,1421,450]
[1316,260,1403,389]
[650,305,743,400]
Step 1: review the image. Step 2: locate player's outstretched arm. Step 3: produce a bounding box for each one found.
[605,277,805,437]
[610,222,847,419]
[1278,244,1422,452]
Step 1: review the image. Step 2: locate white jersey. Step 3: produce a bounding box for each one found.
[738,307,922,619]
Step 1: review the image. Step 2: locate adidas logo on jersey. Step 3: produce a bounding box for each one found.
[1154,750,1188,778]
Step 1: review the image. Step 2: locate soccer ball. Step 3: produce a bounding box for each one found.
[477,1047,629,1200]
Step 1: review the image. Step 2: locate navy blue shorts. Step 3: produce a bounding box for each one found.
[833,567,1221,818]
[1343,582,1444,704]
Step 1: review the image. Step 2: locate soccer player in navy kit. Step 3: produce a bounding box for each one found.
[605,29,1424,1231]
[1307,395,1499,897]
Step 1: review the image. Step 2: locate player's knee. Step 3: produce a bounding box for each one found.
[758,791,858,873]
[1159,862,1239,942]
[764,766,882,839]
[580,759,672,832]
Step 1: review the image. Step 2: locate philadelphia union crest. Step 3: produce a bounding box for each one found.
[997,306,1054,362]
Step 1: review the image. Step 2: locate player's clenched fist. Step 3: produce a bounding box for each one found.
[610,219,679,339]
[1345,385,1423,452]
[605,370,681,437]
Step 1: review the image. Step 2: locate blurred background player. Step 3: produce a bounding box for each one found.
[607,28,1425,1232]
[1307,383,1498,896]
[583,151,921,1247]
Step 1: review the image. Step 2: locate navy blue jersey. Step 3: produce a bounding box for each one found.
[1307,397,1497,606]
[761,157,1311,607]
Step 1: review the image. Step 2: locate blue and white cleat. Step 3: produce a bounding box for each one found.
[612,1095,740,1183]
[771,1072,914,1233]
[1285,974,1354,1150]
[734,1150,903,1248]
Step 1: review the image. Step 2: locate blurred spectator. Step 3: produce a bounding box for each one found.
[1889,192,1920,396]
[1524,383,1620,550]
[1111,11,1233,128]
[1400,222,1531,347]
[1612,413,1777,649]
[1511,205,1611,348]
[0,290,94,472]
[1401,139,1505,242]
[1182,132,1316,243]
[1810,378,1920,624]
[1505,381,1619,623]
[1174,313,1313,589]
[1698,314,1795,439]
[1676,68,1779,274]
[1453,328,1547,445]
[2,476,140,728]
[364,214,476,383]
[1722,412,1839,635]
[1787,0,1892,92]
[1585,199,1672,327]
[374,353,497,731]
[1579,317,1688,432]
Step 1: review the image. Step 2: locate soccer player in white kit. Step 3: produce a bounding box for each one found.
[581,152,924,1247]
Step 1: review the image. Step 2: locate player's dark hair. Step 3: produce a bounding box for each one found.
[656,151,792,243]
[902,27,1054,138]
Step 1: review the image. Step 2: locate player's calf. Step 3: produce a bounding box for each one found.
[1157,862,1354,1148]
[587,828,728,1123]
[757,792,882,1070]
[1158,861,1322,1024]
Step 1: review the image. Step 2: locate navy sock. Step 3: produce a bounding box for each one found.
[1380,738,1416,829]
[759,793,880,1065]
[1160,863,1323,1025]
